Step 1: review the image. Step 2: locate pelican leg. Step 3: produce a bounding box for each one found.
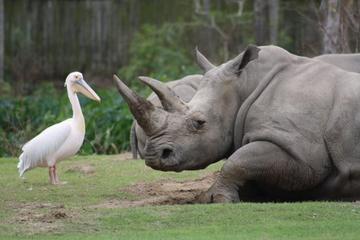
[53,165,67,185]
[49,166,56,184]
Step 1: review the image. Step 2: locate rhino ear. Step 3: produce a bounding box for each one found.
[232,45,260,76]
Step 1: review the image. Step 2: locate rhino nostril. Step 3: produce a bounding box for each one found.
[161,148,173,159]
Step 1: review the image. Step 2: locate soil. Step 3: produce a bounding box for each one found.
[91,171,218,208]
[66,163,96,175]
[8,170,218,234]
[9,203,73,234]
[8,165,360,236]
[111,152,134,161]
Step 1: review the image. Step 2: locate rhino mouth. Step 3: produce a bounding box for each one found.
[145,159,181,172]
[144,147,182,171]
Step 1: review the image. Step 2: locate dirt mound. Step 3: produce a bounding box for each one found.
[92,172,218,208]
[10,203,72,234]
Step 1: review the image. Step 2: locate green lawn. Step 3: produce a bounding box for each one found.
[0,154,359,240]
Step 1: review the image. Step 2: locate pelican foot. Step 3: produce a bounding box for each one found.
[54,180,68,185]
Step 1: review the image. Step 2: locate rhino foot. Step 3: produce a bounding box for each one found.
[196,180,240,204]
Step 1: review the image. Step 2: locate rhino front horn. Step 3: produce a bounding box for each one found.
[138,76,188,113]
[113,74,160,135]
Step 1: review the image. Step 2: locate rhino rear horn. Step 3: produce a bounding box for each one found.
[138,76,188,113]
[113,74,159,135]
[196,47,215,72]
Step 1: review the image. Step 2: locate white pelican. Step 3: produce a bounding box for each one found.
[18,72,101,184]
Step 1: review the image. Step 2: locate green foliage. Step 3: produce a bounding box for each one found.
[0,83,132,157]
[278,29,293,52]
[80,89,133,155]
[119,23,199,92]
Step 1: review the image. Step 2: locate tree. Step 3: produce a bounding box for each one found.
[320,0,356,53]
[254,0,267,45]
[194,0,246,60]
[0,0,3,82]
[321,0,341,53]
[269,0,279,44]
[254,0,279,45]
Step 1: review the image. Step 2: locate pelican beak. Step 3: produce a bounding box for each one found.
[75,79,101,102]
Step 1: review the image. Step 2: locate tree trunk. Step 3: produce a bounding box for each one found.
[254,0,268,45]
[322,0,341,53]
[268,0,279,44]
[0,0,3,82]
[339,0,353,53]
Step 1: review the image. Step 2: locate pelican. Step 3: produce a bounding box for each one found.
[18,72,101,184]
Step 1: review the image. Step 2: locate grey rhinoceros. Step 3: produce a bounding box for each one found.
[129,53,360,160]
[115,45,360,202]
[130,74,202,159]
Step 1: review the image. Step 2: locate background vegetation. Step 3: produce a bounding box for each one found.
[1,0,359,156]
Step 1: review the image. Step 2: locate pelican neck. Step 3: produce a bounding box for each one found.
[67,85,84,120]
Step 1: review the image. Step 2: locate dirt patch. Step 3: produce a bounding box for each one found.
[111,152,134,161]
[66,164,96,175]
[9,202,73,235]
[92,172,218,208]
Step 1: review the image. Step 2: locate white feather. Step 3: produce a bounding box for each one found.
[18,119,71,176]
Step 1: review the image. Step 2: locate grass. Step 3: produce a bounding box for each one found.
[0,154,360,239]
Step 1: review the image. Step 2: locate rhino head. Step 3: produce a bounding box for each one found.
[114,45,260,171]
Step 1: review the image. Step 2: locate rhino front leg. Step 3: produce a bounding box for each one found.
[130,122,138,159]
[197,141,319,203]
[196,171,241,203]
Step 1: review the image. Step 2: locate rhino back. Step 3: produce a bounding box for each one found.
[314,53,360,73]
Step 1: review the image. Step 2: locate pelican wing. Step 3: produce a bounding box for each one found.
[18,119,72,176]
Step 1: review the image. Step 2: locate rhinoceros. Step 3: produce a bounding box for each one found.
[130,74,202,159]
[115,45,360,202]
[129,53,360,160]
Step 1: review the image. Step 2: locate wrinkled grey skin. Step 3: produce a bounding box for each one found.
[130,53,360,159]
[314,53,360,73]
[131,74,202,159]
[115,45,360,202]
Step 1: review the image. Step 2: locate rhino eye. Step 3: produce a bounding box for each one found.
[192,119,205,130]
